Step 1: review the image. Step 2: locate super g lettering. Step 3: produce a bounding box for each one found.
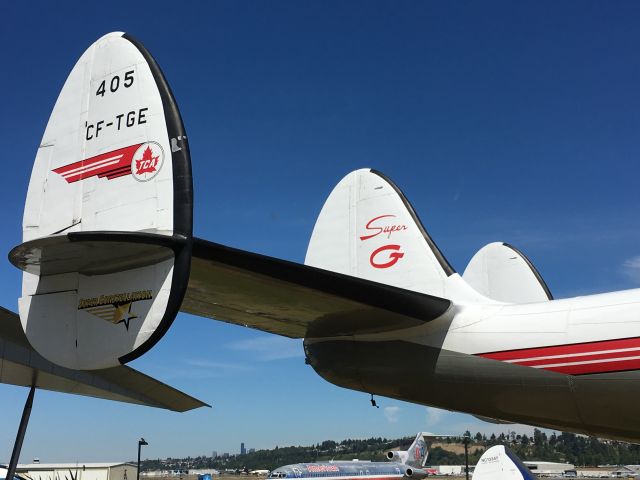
[360,215,408,241]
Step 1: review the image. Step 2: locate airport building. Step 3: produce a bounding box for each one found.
[17,463,136,480]
[523,461,574,476]
[431,465,465,475]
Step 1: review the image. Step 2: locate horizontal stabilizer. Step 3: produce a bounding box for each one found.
[0,306,207,412]
[182,238,451,338]
[463,242,552,303]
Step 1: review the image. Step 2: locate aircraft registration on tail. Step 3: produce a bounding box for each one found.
[5,32,640,450]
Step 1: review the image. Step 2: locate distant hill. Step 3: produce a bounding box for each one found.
[140,430,640,472]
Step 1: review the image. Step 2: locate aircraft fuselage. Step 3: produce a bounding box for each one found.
[305,286,640,442]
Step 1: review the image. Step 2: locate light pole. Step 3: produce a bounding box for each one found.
[463,433,470,480]
[137,438,148,480]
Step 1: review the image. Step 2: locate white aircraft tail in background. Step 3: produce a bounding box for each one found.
[472,445,536,480]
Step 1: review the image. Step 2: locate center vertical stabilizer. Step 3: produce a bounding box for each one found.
[306,169,485,302]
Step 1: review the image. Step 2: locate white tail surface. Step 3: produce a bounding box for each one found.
[11,32,192,370]
[386,432,427,467]
[463,242,552,303]
[472,445,536,480]
[405,432,428,467]
[306,169,485,302]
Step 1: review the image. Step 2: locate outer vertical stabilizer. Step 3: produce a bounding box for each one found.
[306,169,486,302]
[10,32,192,370]
[463,242,552,303]
[472,445,536,480]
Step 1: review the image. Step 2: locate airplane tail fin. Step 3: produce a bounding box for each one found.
[463,242,552,303]
[385,432,445,468]
[9,32,193,370]
[472,445,536,480]
[305,169,485,302]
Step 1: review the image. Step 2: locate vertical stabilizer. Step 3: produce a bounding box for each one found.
[385,432,447,467]
[463,243,552,303]
[306,169,485,302]
[405,432,428,467]
[10,32,192,370]
[472,445,536,480]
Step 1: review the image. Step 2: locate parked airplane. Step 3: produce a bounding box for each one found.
[6,31,640,451]
[268,433,435,480]
[472,445,536,480]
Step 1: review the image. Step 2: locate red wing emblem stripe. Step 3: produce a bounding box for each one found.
[477,336,640,375]
[52,144,142,183]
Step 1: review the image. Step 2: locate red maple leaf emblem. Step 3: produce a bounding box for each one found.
[135,146,159,175]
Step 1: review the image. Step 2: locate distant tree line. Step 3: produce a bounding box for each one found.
[140,430,640,472]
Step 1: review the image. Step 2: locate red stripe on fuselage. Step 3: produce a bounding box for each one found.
[542,357,640,375]
[476,336,640,375]
[479,336,640,361]
[514,348,640,367]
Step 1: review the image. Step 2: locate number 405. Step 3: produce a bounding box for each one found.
[96,70,134,97]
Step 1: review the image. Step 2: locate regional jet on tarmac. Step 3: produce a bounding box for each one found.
[5,32,640,452]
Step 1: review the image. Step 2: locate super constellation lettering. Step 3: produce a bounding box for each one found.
[85,108,148,140]
[360,215,408,241]
[77,289,154,330]
[78,290,153,309]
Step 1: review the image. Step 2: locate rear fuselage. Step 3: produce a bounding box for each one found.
[305,287,640,442]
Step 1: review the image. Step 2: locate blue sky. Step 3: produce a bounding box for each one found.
[2,0,640,463]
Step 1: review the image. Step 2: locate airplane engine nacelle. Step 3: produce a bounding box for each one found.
[403,468,427,479]
[386,451,408,463]
[9,32,193,370]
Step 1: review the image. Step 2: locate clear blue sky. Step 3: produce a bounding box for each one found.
[2,0,640,464]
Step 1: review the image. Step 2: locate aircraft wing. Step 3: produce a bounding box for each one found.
[181,238,452,338]
[0,306,208,412]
